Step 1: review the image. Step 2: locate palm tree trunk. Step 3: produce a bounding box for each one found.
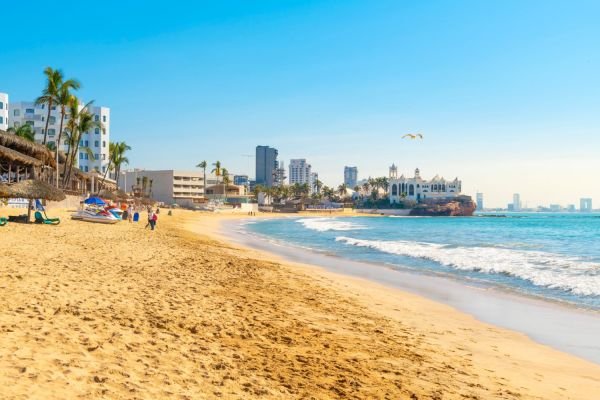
[62,143,71,188]
[42,100,52,145]
[55,111,66,186]
[101,159,112,186]
[65,136,81,187]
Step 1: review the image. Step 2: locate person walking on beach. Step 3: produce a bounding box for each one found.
[145,207,153,229]
[149,210,158,230]
[127,205,134,222]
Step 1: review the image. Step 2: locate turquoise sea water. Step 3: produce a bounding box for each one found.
[243,213,600,310]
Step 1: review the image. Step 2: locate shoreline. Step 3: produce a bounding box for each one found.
[2,208,600,398]
[183,212,600,395]
[218,216,600,365]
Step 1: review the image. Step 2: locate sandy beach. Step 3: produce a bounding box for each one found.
[1,208,600,399]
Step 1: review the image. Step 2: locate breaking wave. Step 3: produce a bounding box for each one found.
[297,218,367,232]
[335,237,600,297]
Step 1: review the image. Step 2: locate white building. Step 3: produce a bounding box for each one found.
[8,99,110,174]
[309,172,319,194]
[0,93,8,131]
[288,159,311,186]
[513,193,521,211]
[388,165,463,204]
[119,169,209,208]
[580,198,592,212]
[476,192,484,211]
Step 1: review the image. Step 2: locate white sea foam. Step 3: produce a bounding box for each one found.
[335,237,600,297]
[297,218,367,232]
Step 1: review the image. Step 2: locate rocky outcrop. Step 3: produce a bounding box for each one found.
[409,196,476,216]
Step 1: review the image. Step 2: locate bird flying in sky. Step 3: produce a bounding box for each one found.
[402,133,423,140]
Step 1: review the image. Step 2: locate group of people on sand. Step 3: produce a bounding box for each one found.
[120,205,160,230]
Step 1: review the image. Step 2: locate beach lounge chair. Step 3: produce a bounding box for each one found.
[34,211,60,225]
[0,217,7,226]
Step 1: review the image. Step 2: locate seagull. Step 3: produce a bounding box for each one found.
[402,133,423,140]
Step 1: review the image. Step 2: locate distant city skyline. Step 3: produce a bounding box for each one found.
[2,1,599,207]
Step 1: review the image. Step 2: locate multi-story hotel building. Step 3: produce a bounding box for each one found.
[255,145,279,187]
[288,158,312,185]
[388,165,463,204]
[0,93,8,131]
[344,166,358,188]
[8,98,110,174]
[119,169,208,208]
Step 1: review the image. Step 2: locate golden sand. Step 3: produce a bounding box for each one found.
[1,208,599,399]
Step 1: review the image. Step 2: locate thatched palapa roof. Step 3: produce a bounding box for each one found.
[0,179,66,201]
[0,145,43,167]
[0,130,57,168]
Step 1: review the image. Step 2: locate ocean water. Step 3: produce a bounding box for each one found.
[242,213,600,310]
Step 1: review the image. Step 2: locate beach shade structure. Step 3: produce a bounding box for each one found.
[84,196,106,206]
[98,189,117,201]
[114,189,129,201]
[0,179,66,223]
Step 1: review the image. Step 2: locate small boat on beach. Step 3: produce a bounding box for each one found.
[72,208,119,224]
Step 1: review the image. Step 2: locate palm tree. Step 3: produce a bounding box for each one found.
[35,67,78,145]
[362,181,370,196]
[221,168,230,200]
[101,141,131,187]
[7,125,35,142]
[55,79,80,156]
[313,179,323,194]
[61,96,80,184]
[101,142,118,184]
[322,185,334,200]
[300,183,310,198]
[252,184,265,200]
[196,160,207,193]
[337,183,348,199]
[211,161,222,196]
[112,142,131,187]
[63,101,102,186]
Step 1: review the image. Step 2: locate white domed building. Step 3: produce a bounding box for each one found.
[388,164,462,204]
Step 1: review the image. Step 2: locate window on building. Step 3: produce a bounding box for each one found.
[102,154,106,160]
[0,117,3,124]
[95,153,99,160]
[26,121,34,126]
[14,109,20,116]
[48,141,55,147]
[95,140,99,147]
[102,166,106,173]
[79,153,84,160]
[49,116,56,124]
[85,153,89,160]
[79,140,84,146]
[84,140,88,147]
[95,128,100,134]
[51,106,56,110]
[84,166,88,172]
[102,141,106,148]
[48,129,56,136]
[94,115,99,122]
[102,115,106,122]
[0,102,3,109]
[25,108,34,114]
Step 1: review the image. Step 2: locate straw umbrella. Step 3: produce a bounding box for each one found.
[0,180,66,222]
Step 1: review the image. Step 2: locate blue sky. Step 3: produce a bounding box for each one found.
[1,0,599,207]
